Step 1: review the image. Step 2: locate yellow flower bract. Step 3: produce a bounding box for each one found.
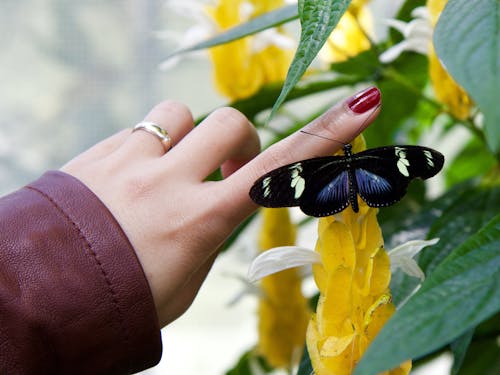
[257,208,310,369]
[206,0,292,100]
[427,0,473,120]
[320,0,373,63]
[307,136,412,375]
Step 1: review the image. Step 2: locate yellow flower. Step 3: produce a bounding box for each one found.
[427,0,447,25]
[306,136,412,375]
[257,208,310,368]
[206,0,293,100]
[381,2,472,120]
[319,0,373,63]
[427,0,472,120]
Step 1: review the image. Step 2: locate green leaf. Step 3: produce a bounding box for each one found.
[456,334,500,375]
[421,185,500,274]
[269,0,352,120]
[365,54,430,147]
[450,329,474,375]
[445,137,497,187]
[296,345,313,375]
[434,0,500,154]
[390,183,500,306]
[354,214,500,375]
[225,350,273,375]
[164,4,298,60]
[329,47,380,77]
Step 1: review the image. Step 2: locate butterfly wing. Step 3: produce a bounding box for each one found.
[249,156,350,216]
[352,146,444,207]
[299,167,350,216]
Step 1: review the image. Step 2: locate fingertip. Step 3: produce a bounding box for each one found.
[345,86,381,115]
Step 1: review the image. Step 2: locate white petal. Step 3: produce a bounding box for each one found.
[159,55,183,70]
[389,238,439,258]
[379,40,411,63]
[239,1,255,21]
[251,28,296,52]
[403,36,431,55]
[381,6,432,63]
[379,35,430,63]
[158,23,214,70]
[165,0,214,21]
[411,6,430,20]
[384,19,410,35]
[404,19,433,40]
[388,238,440,280]
[397,258,426,280]
[247,246,321,283]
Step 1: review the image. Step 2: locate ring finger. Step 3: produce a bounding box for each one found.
[120,100,195,158]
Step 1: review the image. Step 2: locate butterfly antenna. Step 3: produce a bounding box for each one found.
[357,102,381,134]
[299,129,346,146]
[300,102,381,145]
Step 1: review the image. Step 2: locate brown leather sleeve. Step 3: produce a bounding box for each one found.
[0,171,162,374]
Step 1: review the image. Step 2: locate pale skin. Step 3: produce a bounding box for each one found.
[61,89,381,327]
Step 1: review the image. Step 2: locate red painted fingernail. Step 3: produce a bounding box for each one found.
[346,86,381,114]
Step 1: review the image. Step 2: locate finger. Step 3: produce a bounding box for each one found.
[222,86,382,220]
[165,107,260,181]
[120,100,194,158]
[61,129,130,171]
[220,158,255,179]
[257,86,381,173]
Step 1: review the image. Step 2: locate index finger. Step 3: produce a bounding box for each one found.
[221,86,381,220]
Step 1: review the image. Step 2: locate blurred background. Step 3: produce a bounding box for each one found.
[0,1,452,374]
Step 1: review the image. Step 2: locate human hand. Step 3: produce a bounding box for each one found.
[61,86,381,327]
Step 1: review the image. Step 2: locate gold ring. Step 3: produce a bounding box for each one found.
[133,122,173,152]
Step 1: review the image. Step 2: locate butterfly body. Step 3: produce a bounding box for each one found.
[250,144,444,217]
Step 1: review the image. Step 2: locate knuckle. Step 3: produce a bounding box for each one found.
[210,107,250,130]
[206,107,259,153]
[152,100,193,123]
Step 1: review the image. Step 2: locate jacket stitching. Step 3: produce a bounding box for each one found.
[26,186,132,369]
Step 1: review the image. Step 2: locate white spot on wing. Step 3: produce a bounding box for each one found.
[289,164,305,199]
[395,147,410,177]
[423,150,434,167]
[262,177,272,197]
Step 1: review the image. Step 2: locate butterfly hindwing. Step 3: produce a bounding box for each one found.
[352,146,444,207]
[299,163,349,216]
[249,156,349,215]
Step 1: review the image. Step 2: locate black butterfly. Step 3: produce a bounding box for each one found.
[249,144,444,217]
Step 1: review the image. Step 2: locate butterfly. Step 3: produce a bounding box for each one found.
[249,144,444,217]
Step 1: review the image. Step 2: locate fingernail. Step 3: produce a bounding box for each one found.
[346,86,381,114]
